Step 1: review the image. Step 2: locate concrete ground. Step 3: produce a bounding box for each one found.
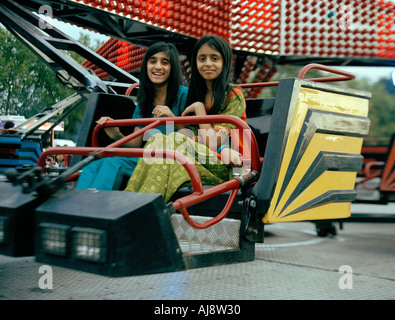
[1,204,394,301]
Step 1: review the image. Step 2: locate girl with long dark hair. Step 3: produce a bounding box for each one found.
[76,42,188,190]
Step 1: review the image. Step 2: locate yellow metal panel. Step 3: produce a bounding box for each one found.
[270,171,356,221]
[298,88,369,117]
[262,86,369,224]
[269,202,352,223]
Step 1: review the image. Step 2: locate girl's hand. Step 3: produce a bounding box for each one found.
[181,102,206,116]
[96,116,112,125]
[220,147,242,167]
[152,105,175,118]
[96,116,123,141]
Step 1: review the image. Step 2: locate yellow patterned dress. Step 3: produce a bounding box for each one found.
[124,87,246,203]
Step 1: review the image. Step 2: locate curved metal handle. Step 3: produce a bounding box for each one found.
[239,63,355,89]
[125,83,139,96]
[37,146,204,195]
[173,170,259,229]
[91,115,261,172]
[179,188,239,229]
[298,63,355,82]
[357,161,385,190]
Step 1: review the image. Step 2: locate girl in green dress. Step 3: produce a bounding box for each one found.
[124,35,247,202]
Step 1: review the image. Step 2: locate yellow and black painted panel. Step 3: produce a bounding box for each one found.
[252,78,370,223]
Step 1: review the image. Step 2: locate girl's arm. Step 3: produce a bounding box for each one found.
[152,105,188,131]
[213,87,246,167]
[219,147,242,167]
[182,102,225,149]
[97,117,143,148]
[181,102,242,167]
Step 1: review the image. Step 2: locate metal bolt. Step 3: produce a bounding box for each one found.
[246,227,258,235]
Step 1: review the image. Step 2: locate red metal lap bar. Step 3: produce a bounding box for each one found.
[92,115,261,229]
[179,186,240,229]
[43,115,260,229]
[91,115,261,172]
[297,63,355,82]
[38,145,248,229]
[238,63,355,89]
[38,147,204,195]
[173,171,259,229]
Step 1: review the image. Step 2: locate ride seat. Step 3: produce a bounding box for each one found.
[73,92,136,165]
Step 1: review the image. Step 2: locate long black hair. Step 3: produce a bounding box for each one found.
[185,35,234,115]
[138,42,182,118]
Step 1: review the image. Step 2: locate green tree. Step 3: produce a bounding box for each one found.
[60,32,103,140]
[0,27,103,139]
[337,76,395,139]
[0,28,42,115]
[366,79,395,138]
[0,27,76,116]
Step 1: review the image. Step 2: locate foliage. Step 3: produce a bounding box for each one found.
[364,79,395,139]
[334,76,395,139]
[0,27,103,140]
[0,28,73,116]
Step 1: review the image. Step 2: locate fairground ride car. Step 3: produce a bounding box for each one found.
[0,0,373,276]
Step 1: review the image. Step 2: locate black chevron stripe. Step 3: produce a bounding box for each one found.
[281,189,357,219]
[274,108,369,212]
[276,151,363,218]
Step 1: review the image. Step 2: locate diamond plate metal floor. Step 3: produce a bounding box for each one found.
[1,205,394,300]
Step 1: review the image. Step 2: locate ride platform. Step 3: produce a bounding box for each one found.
[1,203,394,302]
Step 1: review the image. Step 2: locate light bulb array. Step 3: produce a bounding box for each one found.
[73,0,394,60]
[77,0,394,93]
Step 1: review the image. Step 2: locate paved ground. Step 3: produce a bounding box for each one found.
[1,204,394,302]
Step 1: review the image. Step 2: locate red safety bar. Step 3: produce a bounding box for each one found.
[90,115,260,229]
[38,147,204,195]
[357,161,385,190]
[297,63,355,82]
[179,184,240,229]
[91,115,261,172]
[238,63,355,89]
[125,82,139,96]
[39,115,260,229]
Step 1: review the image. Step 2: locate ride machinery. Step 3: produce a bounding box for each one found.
[0,0,393,276]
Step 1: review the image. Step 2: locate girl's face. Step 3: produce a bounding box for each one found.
[55,154,64,162]
[147,51,171,86]
[196,43,223,83]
